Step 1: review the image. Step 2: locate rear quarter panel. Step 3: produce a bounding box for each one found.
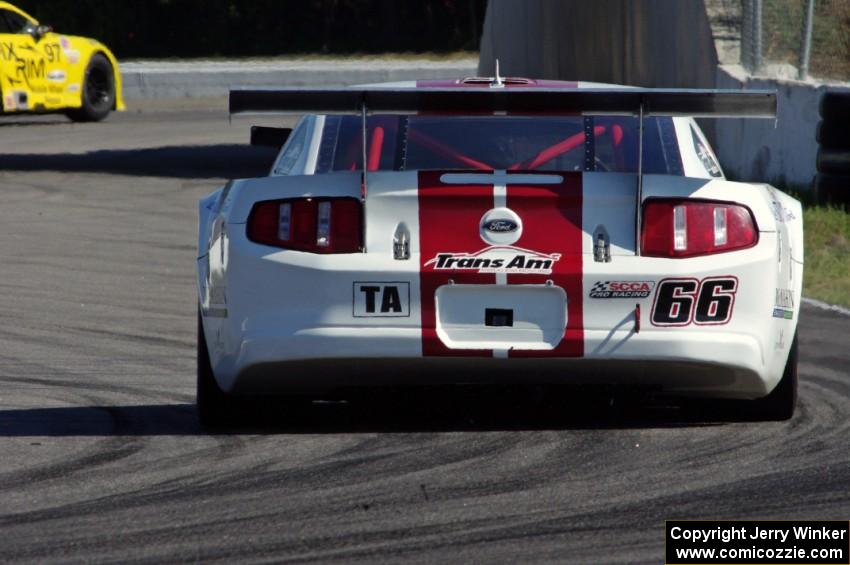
[53,34,125,111]
[641,175,801,390]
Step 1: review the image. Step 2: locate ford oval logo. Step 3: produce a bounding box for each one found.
[484,219,519,233]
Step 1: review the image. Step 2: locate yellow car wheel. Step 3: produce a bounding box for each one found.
[67,54,115,122]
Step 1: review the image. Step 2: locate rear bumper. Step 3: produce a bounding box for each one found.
[211,325,769,399]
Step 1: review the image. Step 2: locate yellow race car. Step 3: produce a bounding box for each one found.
[0,1,124,121]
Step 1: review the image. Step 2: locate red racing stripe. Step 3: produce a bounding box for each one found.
[418,170,584,358]
[507,172,584,358]
[418,170,494,357]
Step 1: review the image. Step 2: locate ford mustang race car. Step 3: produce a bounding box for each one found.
[196,77,803,427]
[0,1,124,121]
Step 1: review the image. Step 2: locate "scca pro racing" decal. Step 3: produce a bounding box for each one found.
[425,245,561,275]
[590,280,655,299]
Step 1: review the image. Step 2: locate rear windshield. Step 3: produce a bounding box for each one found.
[315,115,683,175]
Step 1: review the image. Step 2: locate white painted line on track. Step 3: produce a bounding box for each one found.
[802,297,850,317]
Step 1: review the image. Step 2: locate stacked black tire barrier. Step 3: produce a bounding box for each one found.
[815,91,850,207]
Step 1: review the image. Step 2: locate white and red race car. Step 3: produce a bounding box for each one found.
[196,77,803,426]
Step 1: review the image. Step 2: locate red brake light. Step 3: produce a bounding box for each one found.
[641,199,757,258]
[247,197,362,253]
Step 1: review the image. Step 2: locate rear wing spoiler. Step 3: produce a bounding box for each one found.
[231,86,777,257]
[229,87,777,118]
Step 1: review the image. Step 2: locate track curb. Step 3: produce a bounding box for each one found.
[802,296,850,317]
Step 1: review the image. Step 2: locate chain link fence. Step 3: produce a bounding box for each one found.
[740,0,850,81]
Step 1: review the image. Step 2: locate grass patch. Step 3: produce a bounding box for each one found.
[803,205,850,307]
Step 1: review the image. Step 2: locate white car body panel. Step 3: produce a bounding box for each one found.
[197,83,802,401]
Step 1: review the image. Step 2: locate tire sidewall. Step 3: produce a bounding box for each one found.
[78,54,115,122]
[756,333,798,421]
[197,311,233,428]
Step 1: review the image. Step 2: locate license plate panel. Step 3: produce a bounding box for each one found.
[435,284,567,350]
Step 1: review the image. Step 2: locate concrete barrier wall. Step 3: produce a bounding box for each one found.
[478,0,717,88]
[715,65,850,188]
[120,59,478,99]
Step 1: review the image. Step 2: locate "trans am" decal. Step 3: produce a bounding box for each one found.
[425,245,562,275]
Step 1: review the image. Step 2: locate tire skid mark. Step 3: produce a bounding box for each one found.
[0,438,143,492]
[62,325,193,349]
[0,374,187,404]
[0,397,147,491]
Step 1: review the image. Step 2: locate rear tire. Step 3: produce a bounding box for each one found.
[197,312,233,429]
[66,54,115,122]
[750,334,798,421]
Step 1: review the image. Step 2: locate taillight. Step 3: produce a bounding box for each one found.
[641,199,757,258]
[247,197,362,253]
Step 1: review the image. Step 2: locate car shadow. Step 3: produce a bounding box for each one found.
[0,145,279,179]
[0,118,70,127]
[0,387,757,438]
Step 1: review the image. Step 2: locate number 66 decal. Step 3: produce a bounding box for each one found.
[651,276,738,327]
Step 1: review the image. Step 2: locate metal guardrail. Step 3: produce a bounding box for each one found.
[741,0,814,79]
[739,0,847,81]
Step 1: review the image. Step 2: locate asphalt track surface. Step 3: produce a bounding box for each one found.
[0,106,849,564]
